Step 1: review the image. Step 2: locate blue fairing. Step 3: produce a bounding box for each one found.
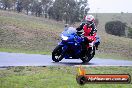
[59,27,84,59]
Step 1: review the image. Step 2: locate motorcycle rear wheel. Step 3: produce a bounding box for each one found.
[52,45,63,62]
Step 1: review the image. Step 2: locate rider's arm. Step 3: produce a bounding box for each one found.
[90,22,97,35]
[76,22,85,31]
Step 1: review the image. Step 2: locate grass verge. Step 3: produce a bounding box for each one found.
[95,52,132,61]
[0,48,51,55]
[0,66,132,88]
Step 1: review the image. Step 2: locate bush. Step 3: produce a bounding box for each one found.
[105,21,126,36]
[128,27,132,38]
[14,66,25,72]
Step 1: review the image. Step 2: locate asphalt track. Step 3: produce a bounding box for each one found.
[0,52,132,67]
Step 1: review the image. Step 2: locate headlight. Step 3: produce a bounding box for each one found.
[61,35,68,40]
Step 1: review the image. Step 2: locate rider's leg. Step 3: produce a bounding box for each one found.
[81,37,89,52]
[95,41,100,50]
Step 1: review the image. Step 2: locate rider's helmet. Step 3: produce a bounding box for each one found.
[85,15,95,22]
[85,15,95,26]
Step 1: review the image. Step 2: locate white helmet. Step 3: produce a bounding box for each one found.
[85,15,95,22]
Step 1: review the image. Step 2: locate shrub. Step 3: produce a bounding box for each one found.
[128,27,132,38]
[105,21,126,36]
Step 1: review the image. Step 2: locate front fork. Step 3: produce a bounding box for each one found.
[87,41,94,50]
[87,41,95,55]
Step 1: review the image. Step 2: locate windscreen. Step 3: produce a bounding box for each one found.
[62,27,77,35]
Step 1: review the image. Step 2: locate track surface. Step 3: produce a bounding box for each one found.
[0,52,132,67]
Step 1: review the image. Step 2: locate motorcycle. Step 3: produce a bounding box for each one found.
[52,27,95,63]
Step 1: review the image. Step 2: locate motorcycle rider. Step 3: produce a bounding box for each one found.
[76,15,99,51]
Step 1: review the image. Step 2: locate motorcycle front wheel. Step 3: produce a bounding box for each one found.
[81,47,95,63]
[52,45,63,62]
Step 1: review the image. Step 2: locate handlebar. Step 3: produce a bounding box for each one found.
[77,31,84,37]
[77,31,83,34]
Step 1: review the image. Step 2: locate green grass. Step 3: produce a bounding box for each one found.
[95,52,132,60]
[0,48,51,55]
[0,10,61,53]
[0,66,132,88]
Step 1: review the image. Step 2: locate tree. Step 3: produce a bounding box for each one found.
[22,0,32,15]
[48,6,54,19]
[41,0,53,18]
[62,0,77,23]
[52,0,64,21]
[35,2,42,17]
[30,0,42,17]
[49,0,89,24]
[16,0,23,13]
[105,21,126,36]
[0,0,90,24]
[77,0,89,20]
[1,0,12,10]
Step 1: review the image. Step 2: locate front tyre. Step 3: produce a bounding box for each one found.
[81,47,95,63]
[52,45,63,62]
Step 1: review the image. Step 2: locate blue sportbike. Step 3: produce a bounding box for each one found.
[52,27,95,63]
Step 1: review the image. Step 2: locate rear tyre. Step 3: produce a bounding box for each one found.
[52,45,63,62]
